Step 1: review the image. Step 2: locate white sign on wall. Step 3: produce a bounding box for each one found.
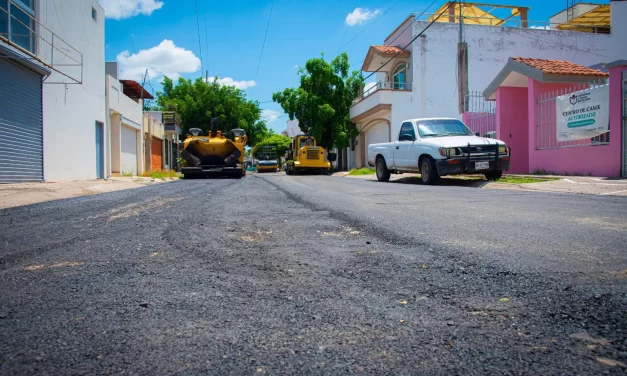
[556,85,609,142]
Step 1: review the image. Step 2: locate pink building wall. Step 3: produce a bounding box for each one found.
[526,75,624,177]
[495,87,528,173]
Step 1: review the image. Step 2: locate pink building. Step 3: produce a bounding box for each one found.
[481,57,627,178]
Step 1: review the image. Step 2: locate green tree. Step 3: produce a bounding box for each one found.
[272,52,363,149]
[253,134,292,158]
[156,76,268,145]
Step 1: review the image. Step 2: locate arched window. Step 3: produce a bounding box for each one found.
[393,63,406,90]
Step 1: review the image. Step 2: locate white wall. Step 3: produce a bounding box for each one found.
[40,0,105,181]
[285,120,301,136]
[395,2,627,140]
[107,75,143,127]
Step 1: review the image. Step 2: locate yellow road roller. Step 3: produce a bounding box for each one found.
[180,118,247,179]
[255,146,279,173]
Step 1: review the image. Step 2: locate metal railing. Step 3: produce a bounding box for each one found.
[162,112,180,126]
[362,81,412,98]
[536,79,609,150]
[0,0,83,84]
[464,91,496,138]
[414,13,610,33]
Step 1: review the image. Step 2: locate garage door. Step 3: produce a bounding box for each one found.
[0,58,44,183]
[151,137,162,171]
[121,125,138,176]
[365,123,389,149]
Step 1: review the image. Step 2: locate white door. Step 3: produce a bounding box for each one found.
[394,122,418,170]
[121,125,138,176]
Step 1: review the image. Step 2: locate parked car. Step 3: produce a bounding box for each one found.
[367,118,510,185]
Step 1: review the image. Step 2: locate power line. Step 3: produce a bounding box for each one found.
[363,0,458,81]
[203,0,210,76]
[117,0,137,52]
[253,2,274,88]
[336,0,359,55]
[194,0,204,78]
[336,0,403,54]
[349,0,438,71]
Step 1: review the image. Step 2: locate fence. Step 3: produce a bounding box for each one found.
[535,80,609,150]
[463,91,496,138]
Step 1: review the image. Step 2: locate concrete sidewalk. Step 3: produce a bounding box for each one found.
[332,172,627,196]
[0,177,177,209]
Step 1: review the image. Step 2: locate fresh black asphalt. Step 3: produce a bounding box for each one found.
[1,174,626,375]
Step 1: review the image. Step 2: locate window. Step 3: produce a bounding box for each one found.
[393,63,406,90]
[0,0,7,39]
[416,119,473,138]
[398,122,415,141]
[1,0,36,53]
[92,7,97,21]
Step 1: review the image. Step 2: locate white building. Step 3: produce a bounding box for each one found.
[0,0,105,182]
[105,62,149,177]
[348,0,627,169]
[283,120,302,137]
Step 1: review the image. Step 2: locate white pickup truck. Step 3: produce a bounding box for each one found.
[367,118,510,185]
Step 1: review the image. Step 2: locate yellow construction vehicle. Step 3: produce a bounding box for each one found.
[284,134,333,175]
[255,146,279,173]
[180,118,247,179]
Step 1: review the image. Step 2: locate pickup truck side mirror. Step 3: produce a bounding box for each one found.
[400,134,415,141]
[474,132,480,136]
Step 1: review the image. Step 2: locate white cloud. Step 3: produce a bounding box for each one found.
[261,109,280,123]
[98,0,164,20]
[116,40,201,81]
[345,8,380,26]
[208,76,257,90]
[530,25,550,30]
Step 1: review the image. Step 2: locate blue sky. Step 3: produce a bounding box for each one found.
[100,0,608,133]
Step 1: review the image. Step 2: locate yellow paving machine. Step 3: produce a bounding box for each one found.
[284,134,334,175]
[180,118,247,179]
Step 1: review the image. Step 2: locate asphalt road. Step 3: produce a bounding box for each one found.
[1,173,626,375]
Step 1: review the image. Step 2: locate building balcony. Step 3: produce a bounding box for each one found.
[162,112,181,135]
[350,82,412,123]
[0,0,83,83]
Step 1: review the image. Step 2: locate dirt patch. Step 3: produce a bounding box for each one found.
[0,178,175,210]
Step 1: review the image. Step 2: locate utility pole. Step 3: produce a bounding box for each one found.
[457,0,469,114]
[206,70,209,83]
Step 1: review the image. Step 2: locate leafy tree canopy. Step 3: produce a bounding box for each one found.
[272,52,363,149]
[253,133,292,158]
[156,76,268,145]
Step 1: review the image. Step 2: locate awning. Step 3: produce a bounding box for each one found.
[556,5,610,32]
[119,79,154,100]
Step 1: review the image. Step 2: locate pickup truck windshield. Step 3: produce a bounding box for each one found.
[417,119,473,137]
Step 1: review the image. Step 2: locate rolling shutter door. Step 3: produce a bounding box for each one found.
[121,125,138,176]
[0,58,44,183]
[151,137,162,171]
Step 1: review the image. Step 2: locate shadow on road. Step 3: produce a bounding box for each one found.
[369,175,490,188]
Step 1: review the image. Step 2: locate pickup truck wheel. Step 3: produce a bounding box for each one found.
[376,157,391,182]
[485,170,503,181]
[420,157,440,185]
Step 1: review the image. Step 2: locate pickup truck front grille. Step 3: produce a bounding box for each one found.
[306,149,320,160]
[459,145,497,154]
